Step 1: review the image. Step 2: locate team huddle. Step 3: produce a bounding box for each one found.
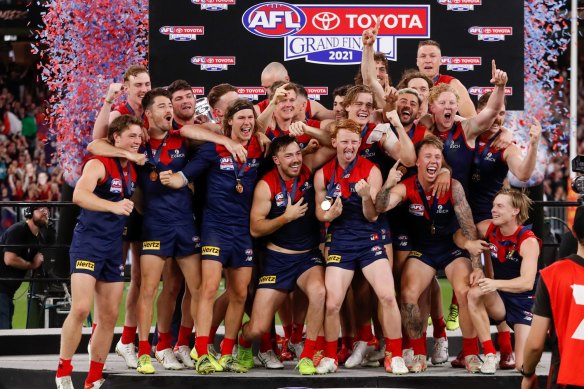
[54,23,543,389]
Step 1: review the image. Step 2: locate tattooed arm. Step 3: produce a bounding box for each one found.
[452,179,484,284]
[375,159,405,213]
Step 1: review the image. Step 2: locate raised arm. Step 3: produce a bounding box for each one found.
[92,83,124,139]
[180,124,247,163]
[386,110,416,166]
[375,160,406,213]
[505,119,541,181]
[449,78,477,119]
[289,120,334,147]
[361,20,386,108]
[256,83,289,133]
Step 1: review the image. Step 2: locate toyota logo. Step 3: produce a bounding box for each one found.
[312,12,340,31]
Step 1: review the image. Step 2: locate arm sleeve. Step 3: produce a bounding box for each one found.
[532,277,552,318]
[181,143,214,181]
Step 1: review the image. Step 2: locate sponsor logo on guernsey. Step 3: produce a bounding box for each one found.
[327,254,341,263]
[436,204,448,214]
[300,181,312,192]
[242,2,429,65]
[468,26,513,41]
[143,241,161,250]
[169,149,185,159]
[202,246,221,256]
[75,260,95,271]
[237,86,267,102]
[110,178,122,194]
[305,86,328,101]
[409,204,424,216]
[191,56,236,71]
[159,26,204,41]
[259,275,277,284]
[220,157,235,170]
[468,86,513,97]
[485,152,496,162]
[441,56,482,71]
[437,0,481,12]
[192,0,235,11]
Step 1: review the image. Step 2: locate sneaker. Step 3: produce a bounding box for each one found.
[403,348,414,369]
[115,340,138,369]
[451,350,465,368]
[56,376,74,389]
[428,316,433,326]
[336,344,352,365]
[278,338,294,361]
[196,354,215,375]
[312,350,324,367]
[408,354,427,373]
[218,354,248,373]
[84,378,105,389]
[258,350,284,369]
[315,357,338,374]
[296,357,317,375]
[464,354,482,373]
[344,340,374,368]
[208,344,220,359]
[431,337,449,365]
[155,348,183,370]
[384,353,408,375]
[174,345,195,368]
[364,338,385,365]
[480,353,497,374]
[236,345,254,370]
[207,353,224,372]
[136,354,156,374]
[287,340,304,360]
[190,347,198,362]
[446,304,459,331]
[499,352,515,369]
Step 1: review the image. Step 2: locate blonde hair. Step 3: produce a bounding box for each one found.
[496,188,533,225]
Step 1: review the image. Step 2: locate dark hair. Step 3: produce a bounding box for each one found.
[269,134,299,157]
[268,81,298,98]
[396,69,434,90]
[418,39,441,50]
[342,84,376,110]
[123,65,149,82]
[167,79,192,97]
[354,52,391,86]
[208,83,237,108]
[415,134,444,156]
[574,206,584,245]
[108,115,143,143]
[295,84,308,100]
[222,98,257,137]
[333,84,352,98]
[476,91,508,111]
[142,88,171,111]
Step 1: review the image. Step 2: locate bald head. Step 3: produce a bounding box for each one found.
[261,62,290,89]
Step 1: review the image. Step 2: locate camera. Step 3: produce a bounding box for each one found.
[571,155,584,194]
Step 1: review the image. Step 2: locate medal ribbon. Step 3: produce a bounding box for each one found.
[415,177,439,229]
[231,156,247,185]
[279,175,299,203]
[326,157,358,198]
[114,158,132,199]
[145,132,170,170]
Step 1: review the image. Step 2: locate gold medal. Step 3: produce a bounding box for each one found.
[149,170,158,182]
[472,171,481,182]
[397,165,408,175]
[430,224,436,235]
[236,180,244,194]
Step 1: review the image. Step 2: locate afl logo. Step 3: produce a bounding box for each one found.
[312,12,340,31]
[242,2,306,38]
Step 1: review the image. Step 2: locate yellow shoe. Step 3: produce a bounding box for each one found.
[446,304,460,331]
[136,354,156,374]
[196,354,216,375]
[190,347,198,362]
[218,354,248,373]
[296,357,317,375]
[208,352,224,372]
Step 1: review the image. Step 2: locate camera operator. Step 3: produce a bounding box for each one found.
[0,206,50,329]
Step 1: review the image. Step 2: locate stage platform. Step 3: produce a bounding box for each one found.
[0,352,551,389]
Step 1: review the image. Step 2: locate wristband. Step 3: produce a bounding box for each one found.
[105,98,114,104]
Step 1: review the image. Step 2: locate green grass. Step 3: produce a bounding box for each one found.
[11,278,455,329]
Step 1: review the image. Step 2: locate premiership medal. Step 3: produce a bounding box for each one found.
[397,165,408,175]
[472,170,481,182]
[321,196,333,211]
[149,170,158,182]
[236,179,244,194]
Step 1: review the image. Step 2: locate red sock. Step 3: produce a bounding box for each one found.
[121,326,137,345]
[283,324,293,339]
[385,337,403,358]
[315,336,326,352]
[300,338,316,360]
[195,336,209,357]
[482,339,497,355]
[176,325,193,347]
[239,333,252,349]
[410,337,426,355]
[433,316,447,339]
[259,332,272,353]
[498,331,513,354]
[462,337,479,357]
[85,360,104,385]
[209,325,218,344]
[221,337,236,356]
[156,331,172,351]
[56,358,73,378]
[342,336,354,349]
[138,340,151,357]
[291,323,304,344]
[358,324,373,342]
[451,294,458,306]
[325,340,337,359]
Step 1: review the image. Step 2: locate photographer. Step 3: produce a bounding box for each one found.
[0,206,49,329]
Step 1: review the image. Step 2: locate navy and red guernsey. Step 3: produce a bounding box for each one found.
[484,223,540,298]
[137,131,193,224]
[322,156,379,244]
[433,74,456,86]
[359,123,392,178]
[265,125,313,150]
[432,122,474,192]
[70,156,136,258]
[182,136,264,227]
[113,101,149,129]
[402,175,459,255]
[263,164,319,251]
[469,135,509,223]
